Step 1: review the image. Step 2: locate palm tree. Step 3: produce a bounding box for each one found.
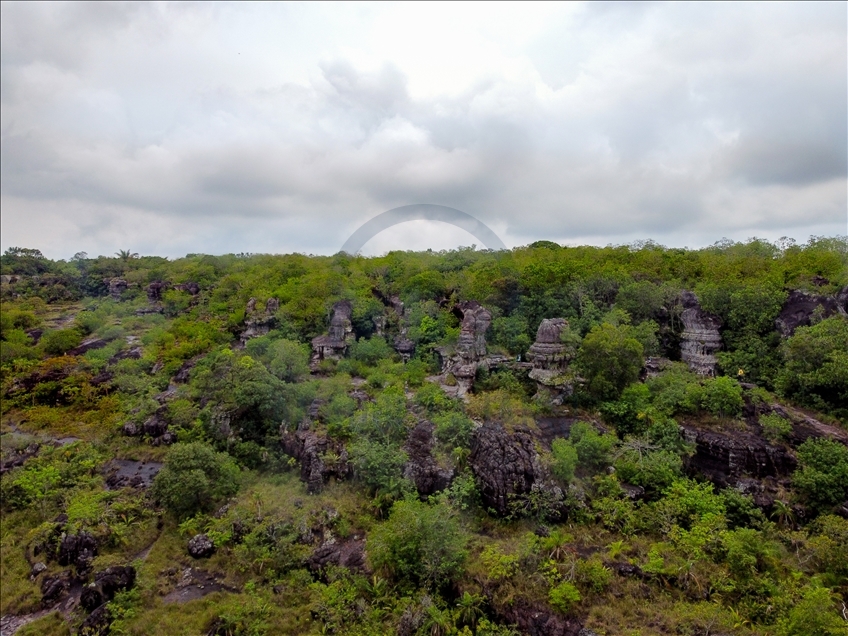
[455,591,485,631]
[115,249,139,261]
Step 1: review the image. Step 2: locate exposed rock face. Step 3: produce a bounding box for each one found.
[123,408,175,445]
[307,538,367,574]
[311,300,354,364]
[146,280,170,302]
[493,599,583,636]
[681,423,796,489]
[41,570,71,605]
[80,566,136,612]
[174,281,201,295]
[68,337,109,357]
[469,423,543,516]
[107,278,128,300]
[280,427,352,493]
[440,301,492,396]
[679,291,722,375]
[79,603,111,635]
[188,534,215,559]
[527,318,575,396]
[393,332,416,361]
[403,421,454,497]
[775,288,848,336]
[241,297,279,342]
[58,532,98,576]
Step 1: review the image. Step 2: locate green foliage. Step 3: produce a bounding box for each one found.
[152,442,240,519]
[481,545,520,581]
[614,447,683,495]
[577,322,644,401]
[349,438,410,498]
[793,438,848,513]
[569,422,617,470]
[432,411,474,450]
[548,581,581,614]
[776,316,848,418]
[700,376,744,418]
[349,336,394,367]
[759,413,792,443]
[266,338,310,381]
[550,438,578,483]
[40,329,83,356]
[601,383,652,437]
[491,315,532,356]
[777,583,847,636]
[350,386,411,445]
[368,499,467,589]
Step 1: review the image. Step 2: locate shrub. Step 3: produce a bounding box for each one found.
[481,545,520,581]
[349,438,409,497]
[40,329,83,356]
[614,448,682,495]
[349,336,394,367]
[569,422,617,470]
[577,322,645,401]
[575,557,612,593]
[777,583,847,636]
[600,383,651,437]
[550,438,578,483]
[433,411,474,449]
[152,442,240,519]
[548,581,581,614]
[793,438,848,513]
[700,376,744,418]
[368,499,467,589]
[759,413,792,443]
[267,338,310,381]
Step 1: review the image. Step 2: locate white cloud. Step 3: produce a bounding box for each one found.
[1,1,845,259]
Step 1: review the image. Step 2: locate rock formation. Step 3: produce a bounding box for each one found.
[174,281,201,295]
[775,287,848,336]
[107,278,127,301]
[310,300,354,365]
[526,318,575,398]
[241,297,279,342]
[469,423,544,516]
[403,420,454,497]
[81,566,136,612]
[58,531,98,576]
[146,281,170,302]
[679,291,722,375]
[280,425,352,493]
[439,301,492,396]
[187,534,215,559]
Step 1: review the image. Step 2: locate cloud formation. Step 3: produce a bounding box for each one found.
[1,2,845,258]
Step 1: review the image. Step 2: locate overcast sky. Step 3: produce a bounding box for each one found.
[1,2,846,259]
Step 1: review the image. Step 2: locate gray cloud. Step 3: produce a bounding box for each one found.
[1,2,845,259]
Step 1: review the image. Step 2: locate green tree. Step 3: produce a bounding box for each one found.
[550,438,578,483]
[793,438,848,513]
[40,329,83,356]
[700,376,744,418]
[577,323,644,401]
[152,442,240,519]
[368,499,467,589]
[267,338,310,381]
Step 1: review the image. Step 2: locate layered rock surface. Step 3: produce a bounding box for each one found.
[311,300,354,365]
[775,287,848,336]
[439,301,492,396]
[679,291,722,375]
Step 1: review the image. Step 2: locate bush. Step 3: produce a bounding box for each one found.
[432,411,474,449]
[569,422,617,470]
[40,329,83,356]
[601,383,651,437]
[349,438,409,497]
[550,438,578,483]
[577,322,645,401]
[349,336,394,367]
[152,442,240,519]
[267,338,310,382]
[793,438,848,513]
[614,448,682,495]
[548,581,581,614]
[700,376,744,418]
[368,499,467,589]
[778,584,847,636]
[759,413,792,443]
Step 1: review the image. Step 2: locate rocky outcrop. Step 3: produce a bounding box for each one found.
[107,278,127,301]
[493,599,583,636]
[679,291,722,375]
[41,570,72,605]
[174,281,201,295]
[80,566,136,612]
[58,532,98,576]
[79,603,111,635]
[146,281,170,302]
[681,423,796,488]
[188,535,215,559]
[403,421,454,497]
[775,287,848,337]
[470,423,543,516]
[527,319,575,398]
[67,337,109,357]
[241,297,279,342]
[122,408,176,445]
[439,301,492,396]
[307,538,367,574]
[311,300,354,365]
[280,427,352,493]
